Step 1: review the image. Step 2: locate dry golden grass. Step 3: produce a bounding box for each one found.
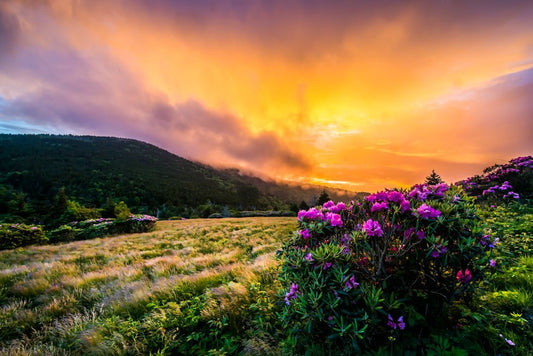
[0,217,296,354]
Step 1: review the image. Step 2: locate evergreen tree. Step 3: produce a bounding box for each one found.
[298,200,310,211]
[317,190,331,206]
[425,170,444,185]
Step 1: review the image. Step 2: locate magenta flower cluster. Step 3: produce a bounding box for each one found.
[362,219,383,237]
[416,203,441,220]
[285,283,300,305]
[387,314,406,330]
[409,183,449,201]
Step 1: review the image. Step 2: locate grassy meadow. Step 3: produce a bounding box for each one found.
[0,217,297,355]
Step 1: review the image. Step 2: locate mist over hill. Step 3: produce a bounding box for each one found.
[0,134,360,222]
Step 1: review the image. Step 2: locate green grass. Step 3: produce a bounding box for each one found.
[0,217,297,355]
[1,206,532,355]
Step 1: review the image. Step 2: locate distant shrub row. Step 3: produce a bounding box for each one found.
[48,214,157,243]
[0,215,157,249]
[0,223,47,250]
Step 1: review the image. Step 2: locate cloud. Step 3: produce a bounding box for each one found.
[0,38,310,175]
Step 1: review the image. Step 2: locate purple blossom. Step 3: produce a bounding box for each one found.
[387,314,406,330]
[345,275,359,290]
[400,200,411,213]
[323,200,336,210]
[417,231,426,240]
[285,283,300,305]
[371,202,388,212]
[299,229,310,239]
[323,262,333,270]
[362,219,383,237]
[326,212,343,227]
[305,253,314,262]
[416,204,441,219]
[456,269,472,283]
[490,259,496,267]
[387,191,405,203]
[499,334,516,346]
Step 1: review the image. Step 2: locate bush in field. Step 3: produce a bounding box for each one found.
[47,224,83,243]
[279,184,497,354]
[0,223,47,249]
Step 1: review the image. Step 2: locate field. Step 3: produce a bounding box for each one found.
[1,206,532,355]
[0,217,297,355]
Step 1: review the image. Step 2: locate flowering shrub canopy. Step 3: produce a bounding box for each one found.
[457,156,533,202]
[279,185,495,353]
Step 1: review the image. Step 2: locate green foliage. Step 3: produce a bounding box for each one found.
[0,223,47,250]
[114,200,131,220]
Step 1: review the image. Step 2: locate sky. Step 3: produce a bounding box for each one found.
[1,0,532,192]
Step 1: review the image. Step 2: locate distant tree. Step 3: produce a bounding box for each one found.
[425,170,444,185]
[102,197,116,218]
[55,187,68,214]
[289,202,299,213]
[298,200,310,211]
[114,201,131,220]
[317,190,331,206]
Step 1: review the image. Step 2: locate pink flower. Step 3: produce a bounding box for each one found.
[416,204,441,219]
[387,315,406,330]
[456,269,472,283]
[387,191,405,203]
[371,202,388,212]
[362,219,383,237]
[299,229,310,239]
[345,275,359,290]
[285,283,300,305]
[489,259,496,267]
[326,212,343,227]
[323,200,335,210]
[400,200,411,213]
[305,253,314,262]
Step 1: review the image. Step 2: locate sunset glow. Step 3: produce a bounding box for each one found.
[1,0,532,192]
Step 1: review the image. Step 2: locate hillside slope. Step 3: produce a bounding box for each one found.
[0,134,356,219]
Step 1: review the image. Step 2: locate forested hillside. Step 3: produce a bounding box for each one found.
[0,134,357,223]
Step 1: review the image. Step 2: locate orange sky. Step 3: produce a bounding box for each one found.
[1,0,533,192]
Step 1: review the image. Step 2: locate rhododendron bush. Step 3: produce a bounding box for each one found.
[279,184,496,354]
[457,155,533,202]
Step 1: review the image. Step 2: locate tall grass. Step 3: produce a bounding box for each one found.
[0,217,296,355]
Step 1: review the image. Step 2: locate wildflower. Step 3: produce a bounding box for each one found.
[362,219,384,237]
[322,262,333,270]
[387,314,406,330]
[416,231,426,240]
[345,275,359,290]
[285,283,300,305]
[452,195,460,203]
[323,200,335,210]
[499,334,516,346]
[387,191,405,203]
[416,203,441,219]
[456,269,472,283]
[298,229,310,239]
[371,202,388,212]
[490,259,496,267]
[305,253,314,262]
[326,212,343,227]
[400,200,411,213]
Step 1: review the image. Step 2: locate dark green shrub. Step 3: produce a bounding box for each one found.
[279,184,495,354]
[47,225,83,243]
[114,201,131,220]
[0,223,47,249]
